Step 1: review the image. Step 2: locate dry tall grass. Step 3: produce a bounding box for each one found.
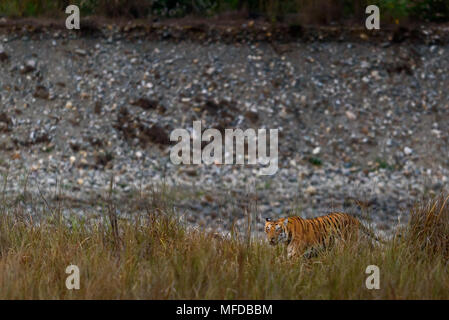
[0,189,448,299]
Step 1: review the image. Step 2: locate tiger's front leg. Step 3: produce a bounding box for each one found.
[287,241,306,259]
[287,244,296,259]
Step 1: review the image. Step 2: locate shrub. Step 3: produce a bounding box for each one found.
[405,194,449,258]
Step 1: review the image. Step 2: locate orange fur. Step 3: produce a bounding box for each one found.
[264,213,361,258]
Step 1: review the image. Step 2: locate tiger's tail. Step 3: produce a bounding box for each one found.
[359,223,386,244]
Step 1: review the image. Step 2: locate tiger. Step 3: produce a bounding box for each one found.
[264,212,381,258]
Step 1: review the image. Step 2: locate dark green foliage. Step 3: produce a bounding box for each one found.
[411,0,449,22]
[0,0,448,22]
[308,157,323,166]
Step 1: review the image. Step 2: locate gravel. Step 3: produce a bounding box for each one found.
[1,21,449,237]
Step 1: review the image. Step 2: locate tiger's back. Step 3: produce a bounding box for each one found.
[289,213,359,246]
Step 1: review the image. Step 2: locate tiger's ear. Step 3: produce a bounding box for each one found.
[283,219,288,227]
[265,218,272,222]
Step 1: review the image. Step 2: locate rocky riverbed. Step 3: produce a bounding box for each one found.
[1,19,449,236]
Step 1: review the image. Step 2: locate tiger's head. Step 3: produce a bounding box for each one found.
[264,218,289,245]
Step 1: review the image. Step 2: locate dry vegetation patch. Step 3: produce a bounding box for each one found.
[0,191,448,299]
